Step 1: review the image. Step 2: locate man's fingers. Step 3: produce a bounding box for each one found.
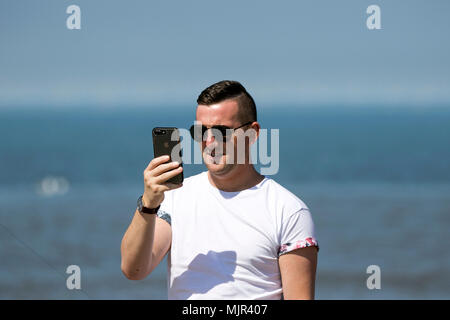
[145,155,170,172]
[152,161,181,177]
[155,166,183,184]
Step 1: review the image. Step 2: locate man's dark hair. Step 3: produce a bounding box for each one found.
[197,80,257,122]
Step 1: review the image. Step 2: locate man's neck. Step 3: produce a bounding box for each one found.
[207,165,264,192]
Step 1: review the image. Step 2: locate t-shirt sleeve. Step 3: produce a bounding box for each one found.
[278,208,319,256]
[157,190,173,226]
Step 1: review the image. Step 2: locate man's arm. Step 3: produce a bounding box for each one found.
[121,155,182,280]
[121,210,171,280]
[278,246,318,300]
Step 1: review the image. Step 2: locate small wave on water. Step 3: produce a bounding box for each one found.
[35,176,70,197]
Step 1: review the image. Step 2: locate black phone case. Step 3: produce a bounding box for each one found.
[152,127,184,184]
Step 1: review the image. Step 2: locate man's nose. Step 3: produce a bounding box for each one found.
[204,129,216,146]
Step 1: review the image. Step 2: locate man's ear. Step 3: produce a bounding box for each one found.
[249,122,260,145]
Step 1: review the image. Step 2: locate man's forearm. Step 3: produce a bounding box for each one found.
[120,209,156,280]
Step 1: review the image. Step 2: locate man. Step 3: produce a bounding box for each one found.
[121,80,319,299]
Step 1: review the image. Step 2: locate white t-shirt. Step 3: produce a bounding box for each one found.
[157,171,318,300]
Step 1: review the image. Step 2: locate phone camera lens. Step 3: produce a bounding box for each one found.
[154,129,166,135]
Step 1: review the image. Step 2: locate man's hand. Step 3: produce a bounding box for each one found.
[143,155,183,208]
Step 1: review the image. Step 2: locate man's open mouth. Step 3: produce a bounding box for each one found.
[204,148,224,163]
[205,146,223,158]
[209,150,222,157]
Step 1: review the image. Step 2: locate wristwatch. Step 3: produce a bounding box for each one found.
[137,195,160,214]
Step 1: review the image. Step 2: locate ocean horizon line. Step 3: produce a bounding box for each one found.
[1,102,450,113]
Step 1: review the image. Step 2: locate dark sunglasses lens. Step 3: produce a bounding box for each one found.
[214,126,232,141]
[190,125,202,141]
[208,127,225,141]
[190,125,232,142]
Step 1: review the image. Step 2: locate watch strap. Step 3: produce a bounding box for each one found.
[137,195,160,214]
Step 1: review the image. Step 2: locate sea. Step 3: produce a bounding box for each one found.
[0,105,449,299]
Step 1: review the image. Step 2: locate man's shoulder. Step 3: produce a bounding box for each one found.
[263,177,309,213]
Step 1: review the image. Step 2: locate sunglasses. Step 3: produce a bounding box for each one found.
[189,121,253,142]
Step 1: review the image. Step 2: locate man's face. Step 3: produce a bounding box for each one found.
[195,99,248,176]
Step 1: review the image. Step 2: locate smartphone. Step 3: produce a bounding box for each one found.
[152,127,184,185]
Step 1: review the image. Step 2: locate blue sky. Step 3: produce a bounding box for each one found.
[1,0,450,108]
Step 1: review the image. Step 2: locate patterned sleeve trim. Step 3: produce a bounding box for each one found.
[278,237,319,256]
[156,209,172,226]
